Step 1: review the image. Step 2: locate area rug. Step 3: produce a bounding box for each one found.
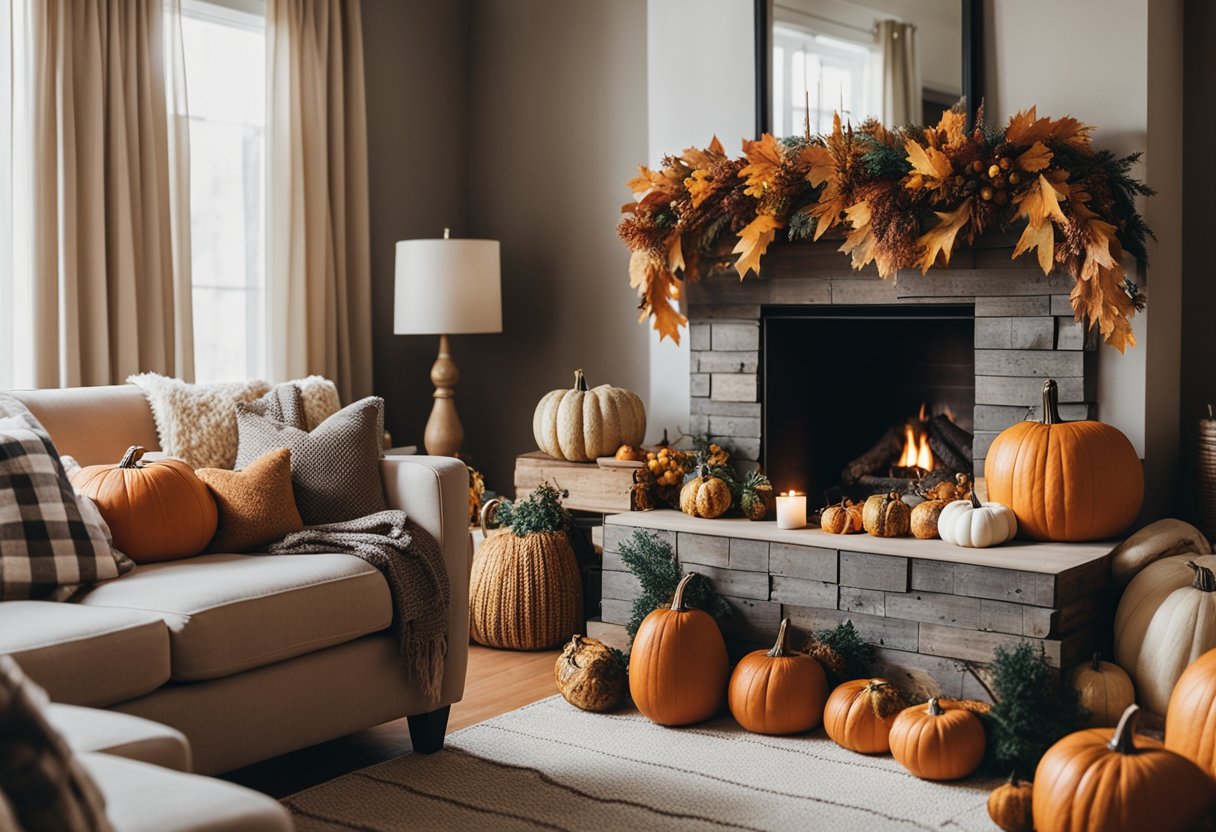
[283,696,1003,831]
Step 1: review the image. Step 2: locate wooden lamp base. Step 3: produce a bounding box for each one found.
[424,334,464,457]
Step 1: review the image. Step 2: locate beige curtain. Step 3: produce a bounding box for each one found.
[878,20,919,126]
[266,0,373,403]
[24,0,193,388]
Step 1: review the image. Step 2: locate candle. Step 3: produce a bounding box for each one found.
[775,490,807,530]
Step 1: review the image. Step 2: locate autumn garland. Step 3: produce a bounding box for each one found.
[619,108,1153,351]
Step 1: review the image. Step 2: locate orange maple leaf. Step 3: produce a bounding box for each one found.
[800,143,835,188]
[932,109,968,150]
[1012,219,1056,275]
[904,141,953,189]
[1070,258,1136,352]
[739,134,784,199]
[1015,175,1069,226]
[916,200,972,274]
[732,213,782,278]
[1005,107,1054,147]
[630,250,686,343]
[685,169,715,208]
[1049,116,1093,149]
[840,201,876,271]
[1017,141,1053,173]
[680,136,726,169]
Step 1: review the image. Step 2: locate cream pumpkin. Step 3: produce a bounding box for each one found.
[532,370,646,462]
[1114,554,1216,715]
[937,492,1017,548]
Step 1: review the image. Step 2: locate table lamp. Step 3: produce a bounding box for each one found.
[394,229,502,456]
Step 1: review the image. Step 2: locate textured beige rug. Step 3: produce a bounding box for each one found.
[284,696,1003,831]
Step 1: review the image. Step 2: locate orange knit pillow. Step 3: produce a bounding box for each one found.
[195,448,303,553]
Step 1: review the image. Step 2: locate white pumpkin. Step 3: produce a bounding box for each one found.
[532,370,646,462]
[1115,554,1216,716]
[1109,518,1212,587]
[937,493,1017,548]
[1070,654,1136,727]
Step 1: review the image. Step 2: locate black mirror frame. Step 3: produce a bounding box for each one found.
[755,0,985,138]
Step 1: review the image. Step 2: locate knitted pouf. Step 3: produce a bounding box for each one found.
[470,528,582,650]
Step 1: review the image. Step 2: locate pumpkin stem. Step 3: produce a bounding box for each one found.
[573,369,588,392]
[1041,379,1063,425]
[1004,771,1021,787]
[1091,653,1102,672]
[1187,561,1216,593]
[766,618,792,658]
[969,490,983,509]
[118,446,146,468]
[1107,704,1141,754]
[926,696,944,716]
[670,572,697,611]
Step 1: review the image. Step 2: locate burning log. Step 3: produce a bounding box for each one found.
[928,414,973,466]
[929,437,971,474]
[859,468,962,496]
[841,425,904,485]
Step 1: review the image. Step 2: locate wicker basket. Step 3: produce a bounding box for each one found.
[1200,406,1216,539]
[469,500,582,650]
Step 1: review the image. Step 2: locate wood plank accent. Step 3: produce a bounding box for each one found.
[515,452,632,514]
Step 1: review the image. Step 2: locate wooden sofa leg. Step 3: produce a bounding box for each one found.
[407,705,451,753]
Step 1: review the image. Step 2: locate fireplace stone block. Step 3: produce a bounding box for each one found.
[600,511,1111,697]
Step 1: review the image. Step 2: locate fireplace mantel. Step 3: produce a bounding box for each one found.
[686,238,1098,478]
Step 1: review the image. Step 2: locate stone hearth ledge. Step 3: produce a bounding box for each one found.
[602,510,1112,575]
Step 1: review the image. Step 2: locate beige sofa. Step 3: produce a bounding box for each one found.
[0,385,470,776]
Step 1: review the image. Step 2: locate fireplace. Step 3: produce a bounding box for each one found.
[685,239,1098,497]
[763,304,975,503]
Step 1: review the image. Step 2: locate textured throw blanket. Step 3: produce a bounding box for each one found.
[269,511,449,702]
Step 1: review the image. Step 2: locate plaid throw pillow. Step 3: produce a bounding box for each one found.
[0,395,132,601]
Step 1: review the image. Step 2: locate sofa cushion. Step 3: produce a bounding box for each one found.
[196,449,303,553]
[81,752,292,832]
[0,601,170,707]
[78,553,393,681]
[47,704,191,772]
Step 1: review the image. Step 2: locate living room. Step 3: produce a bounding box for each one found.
[1,0,1214,830]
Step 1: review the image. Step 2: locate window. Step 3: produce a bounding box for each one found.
[179,0,267,382]
[772,23,880,138]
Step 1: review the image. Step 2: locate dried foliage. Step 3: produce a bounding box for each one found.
[619,106,1153,351]
[617,530,731,640]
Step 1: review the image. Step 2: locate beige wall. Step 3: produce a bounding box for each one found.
[464,0,650,493]
[363,0,471,457]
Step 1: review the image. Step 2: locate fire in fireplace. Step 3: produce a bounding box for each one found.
[763,304,975,505]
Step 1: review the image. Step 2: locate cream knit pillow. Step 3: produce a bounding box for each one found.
[127,374,270,469]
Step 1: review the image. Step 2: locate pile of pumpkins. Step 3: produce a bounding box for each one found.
[823,378,1145,548]
[558,574,1216,832]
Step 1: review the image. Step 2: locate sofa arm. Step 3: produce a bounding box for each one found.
[380,456,471,705]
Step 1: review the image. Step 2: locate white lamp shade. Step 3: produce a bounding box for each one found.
[393,238,503,335]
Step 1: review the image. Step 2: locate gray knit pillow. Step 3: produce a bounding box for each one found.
[234,397,387,525]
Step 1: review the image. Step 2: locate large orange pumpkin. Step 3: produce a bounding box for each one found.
[728,618,827,735]
[1165,647,1216,776]
[985,379,1142,541]
[1034,704,1216,832]
[629,572,729,726]
[71,446,217,562]
[823,678,907,754]
[889,697,985,781]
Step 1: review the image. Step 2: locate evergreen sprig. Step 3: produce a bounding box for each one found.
[807,621,875,685]
[617,530,731,639]
[977,642,1089,778]
[495,482,571,537]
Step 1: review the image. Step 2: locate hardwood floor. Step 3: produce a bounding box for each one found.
[224,621,628,798]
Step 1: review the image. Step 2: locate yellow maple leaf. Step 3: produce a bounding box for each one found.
[1078,217,1118,284]
[916,200,972,274]
[839,202,876,270]
[732,213,782,278]
[800,144,835,188]
[739,134,784,199]
[685,169,715,208]
[934,109,967,149]
[667,234,686,275]
[1049,116,1093,149]
[1017,141,1053,173]
[1012,219,1055,275]
[630,250,686,343]
[904,141,953,188]
[1015,175,1068,226]
[680,136,726,169]
[1070,259,1136,352]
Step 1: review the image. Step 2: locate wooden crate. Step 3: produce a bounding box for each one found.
[514,452,633,514]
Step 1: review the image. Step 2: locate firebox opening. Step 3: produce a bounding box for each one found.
[762,304,975,507]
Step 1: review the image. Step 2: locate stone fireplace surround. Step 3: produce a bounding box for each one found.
[683,237,1099,479]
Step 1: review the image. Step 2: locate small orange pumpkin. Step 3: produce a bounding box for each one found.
[728,619,828,735]
[985,378,1143,541]
[1035,704,1216,832]
[889,697,986,781]
[1165,647,1216,776]
[629,572,729,726]
[823,678,906,754]
[679,472,732,519]
[70,446,217,562]
[820,499,863,535]
[988,773,1034,832]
